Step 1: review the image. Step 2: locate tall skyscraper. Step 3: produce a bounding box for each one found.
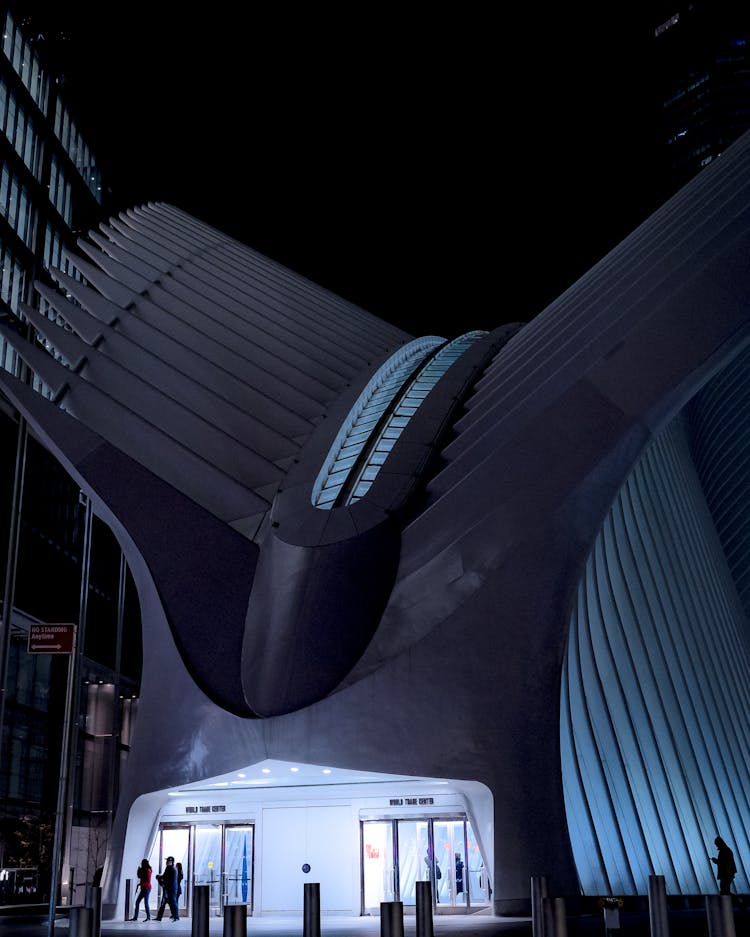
[0,6,141,903]
[652,4,750,195]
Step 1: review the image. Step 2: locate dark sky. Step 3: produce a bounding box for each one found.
[28,6,663,338]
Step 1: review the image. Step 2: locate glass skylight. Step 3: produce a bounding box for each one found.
[312,331,487,509]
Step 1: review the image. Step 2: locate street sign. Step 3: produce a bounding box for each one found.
[27,623,76,654]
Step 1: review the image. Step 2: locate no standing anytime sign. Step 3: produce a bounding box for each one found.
[27,623,76,654]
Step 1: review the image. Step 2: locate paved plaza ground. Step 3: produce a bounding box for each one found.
[1,904,747,937]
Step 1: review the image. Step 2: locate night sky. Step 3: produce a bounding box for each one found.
[27,6,664,338]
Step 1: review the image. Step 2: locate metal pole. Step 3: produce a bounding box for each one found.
[648,874,670,937]
[124,879,131,922]
[0,280,33,755]
[416,880,434,937]
[46,625,78,937]
[68,905,93,937]
[0,417,27,752]
[380,900,404,937]
[191,884,210,937]
[85,884,101,937]
[705,894,736,937]
[61,495,92,890]
[303,881,321,937]
[531,875,548,937]
[542,896,568,937]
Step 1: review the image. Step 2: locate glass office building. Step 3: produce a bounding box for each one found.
[0,7,141,904]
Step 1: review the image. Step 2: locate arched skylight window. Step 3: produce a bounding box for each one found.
[312,331,487,509]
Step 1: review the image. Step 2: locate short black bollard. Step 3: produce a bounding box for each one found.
[415,880,434,937]
[192,884,210,937]
[531,876,548,937]
[648,874,669,937]
[303,881,321,937]
[124,878,131,922]
[223,902,247,937]
[85,884,102,936]
[381,900,404,937]
[69,905,94,937]
[705,894,736,937]
[543,895,568,937]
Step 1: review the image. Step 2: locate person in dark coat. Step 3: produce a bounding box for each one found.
[455,852,464,896]
[175,862,184,911]
[155,855,180,921]
[711,835,737,896]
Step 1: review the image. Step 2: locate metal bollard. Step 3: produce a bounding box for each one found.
[85,884,102,936]
[705,894,736,937]
[124,878,131,922]
[223,902,247,937]
[69,905,94,937]
[415,880,434,937]
[531,876,548,937]
[192,884,210,937]
[303,882,321,937]
[542,896,567,937]
[380,900,405,937]
[648,874,670,937]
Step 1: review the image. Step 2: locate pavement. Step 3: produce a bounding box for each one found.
[0,903,746,937]
[0,908,533,937]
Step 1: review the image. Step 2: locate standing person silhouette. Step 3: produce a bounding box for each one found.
[154,855,180,921]
[175,862,184,913]
[424,849,441,903]
[131,858,152,921]
[711,835,737,896]
[455,852,464,897]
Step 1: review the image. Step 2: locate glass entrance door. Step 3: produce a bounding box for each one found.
[148,826,190,917]
[193,825,222,916]
[361,815,488,915]
[223,825,254,913]
[154,823,255,918]
[362,821,395,913]
[432,819,467,909]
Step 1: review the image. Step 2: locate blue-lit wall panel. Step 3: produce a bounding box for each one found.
[563,418,750,895]
[688,343,750,632]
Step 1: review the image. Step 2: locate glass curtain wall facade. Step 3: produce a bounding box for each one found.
[0,6,142,906]
[652,4,750,195]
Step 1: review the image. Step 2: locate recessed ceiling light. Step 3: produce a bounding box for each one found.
[261,768,271,774]
[322,769,332,774]
[290,767,300,773]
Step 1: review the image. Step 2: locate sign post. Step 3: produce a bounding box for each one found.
[31,624,77,937]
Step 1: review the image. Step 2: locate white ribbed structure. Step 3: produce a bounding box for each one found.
[9,202,410,537]
[4,127,750,916]
[562,418,750,895]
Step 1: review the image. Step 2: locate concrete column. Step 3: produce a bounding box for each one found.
[705,894,736,937]
[648,874,670,937]
[531,875,548,937]
[416,880,434,937]
[191,884,210,937]
[222,902,247,937]
[303,882,321,937]
[380,900,405,937]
